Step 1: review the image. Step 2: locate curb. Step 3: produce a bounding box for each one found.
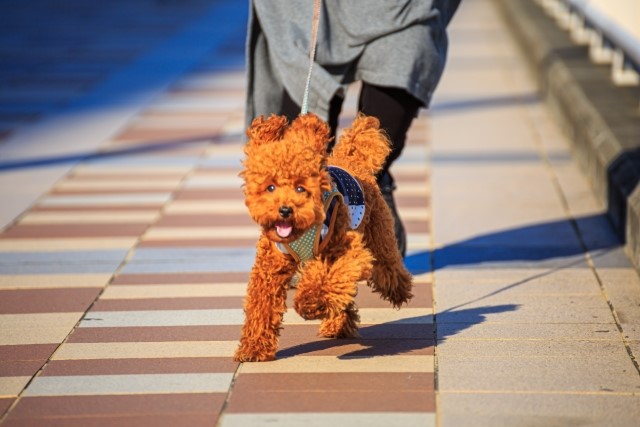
[493,0,640,271]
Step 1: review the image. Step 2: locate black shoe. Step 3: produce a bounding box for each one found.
[378,172,407,258]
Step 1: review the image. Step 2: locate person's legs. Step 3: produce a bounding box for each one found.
[358,82,422,257]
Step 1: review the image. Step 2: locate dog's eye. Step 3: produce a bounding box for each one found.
[296,186,306,193]
[266,185,276,192]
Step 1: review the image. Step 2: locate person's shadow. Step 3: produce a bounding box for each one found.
[404,213,621,275]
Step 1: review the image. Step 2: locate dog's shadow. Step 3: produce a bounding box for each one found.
[276,304,518,359]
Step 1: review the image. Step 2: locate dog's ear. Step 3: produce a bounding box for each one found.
[287,113,331,153]
[246,114,288,146]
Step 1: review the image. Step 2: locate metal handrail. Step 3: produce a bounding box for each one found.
[537,0,640,87]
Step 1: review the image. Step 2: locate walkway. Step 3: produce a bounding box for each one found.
[0,0,639,426]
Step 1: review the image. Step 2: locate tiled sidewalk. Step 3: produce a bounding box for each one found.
[2,0,640,426]
[0,2,435,426]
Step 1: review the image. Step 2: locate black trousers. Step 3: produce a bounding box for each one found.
[280,82,422,184]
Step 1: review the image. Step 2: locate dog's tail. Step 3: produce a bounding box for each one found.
[328,114,391,184]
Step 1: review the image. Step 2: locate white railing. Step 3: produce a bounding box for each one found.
[536,0,640,88]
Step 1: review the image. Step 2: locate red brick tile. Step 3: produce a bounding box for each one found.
[393,170,429,182]
[225,389,436,413]
[0,398,15,418]
[42,358,237,376]
[67,173,186,181]
[335,283,432,308]
[114,128,222,143]
[138,238,257,247]
[173,188,242,200]
[396,196,428,208]
[276,338,434,358]
[0,360,45,377]
[30,206,161,212]
[7,394,225,422]
[1,224,148,238]
[2,413,220,427]
[276,323,434,341]
[91,296,243,311]
[405,219,430,233]
[48,188,173,196]
[66,325,241,343]
[232,372,434,392]
[0,289,101,314]
[0,345,58,362]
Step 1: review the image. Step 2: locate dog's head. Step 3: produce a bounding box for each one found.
[241,113,332,243]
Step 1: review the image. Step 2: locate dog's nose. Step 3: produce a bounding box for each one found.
[279,206,293,218]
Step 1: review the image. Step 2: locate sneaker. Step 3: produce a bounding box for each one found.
[378,172,407,257]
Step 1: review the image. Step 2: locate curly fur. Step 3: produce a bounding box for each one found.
[234,113,413,362]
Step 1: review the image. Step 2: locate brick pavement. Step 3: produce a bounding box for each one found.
[0,1,435,426]
[1,0,639,426]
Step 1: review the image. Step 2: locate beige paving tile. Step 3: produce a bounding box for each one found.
[238,355,434,374]
[0,328,79,345]
[407,233,431,250]
[395,183,430,197]
[434,268,602,294]
[219,413,436,427]
[439,392,640,427]
[53,179,182,191]
[164,200,247,214]
[183,174,243,189]
[100,283,247,299]
[0,238,138,251]
[437,322,621,341]
[142,226,259,239]
[0,376,32,398]
[0,313,82,345]
[0,313,82,330]
[399,208,430,221]
[437,355,640,392]
[52,341,239,360]
[437,339,631,359]
[436,294,615,324]
[0,274,111,289]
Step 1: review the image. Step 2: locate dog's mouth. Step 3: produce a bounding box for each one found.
[274,221,293,238]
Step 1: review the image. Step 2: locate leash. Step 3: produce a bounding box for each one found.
[300,0,322,115]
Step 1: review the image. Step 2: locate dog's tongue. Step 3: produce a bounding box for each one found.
[275,222,292,238]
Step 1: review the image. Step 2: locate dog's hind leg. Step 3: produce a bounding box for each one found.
[362,187,413,308]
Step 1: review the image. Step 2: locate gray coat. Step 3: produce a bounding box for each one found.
[246,0,458,126]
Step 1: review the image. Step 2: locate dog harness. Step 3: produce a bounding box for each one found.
[276,166,365,264]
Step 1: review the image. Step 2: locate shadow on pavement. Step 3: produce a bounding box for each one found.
[276,305,519,359]
[404,213,621,275]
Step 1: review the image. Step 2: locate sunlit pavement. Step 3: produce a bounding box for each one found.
[1,1,639,426]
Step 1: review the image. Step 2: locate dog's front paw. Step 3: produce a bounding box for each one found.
[233,345,276,362]
[294,288,327,320]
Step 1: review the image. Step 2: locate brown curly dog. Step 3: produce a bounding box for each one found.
[234,113,413,362]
